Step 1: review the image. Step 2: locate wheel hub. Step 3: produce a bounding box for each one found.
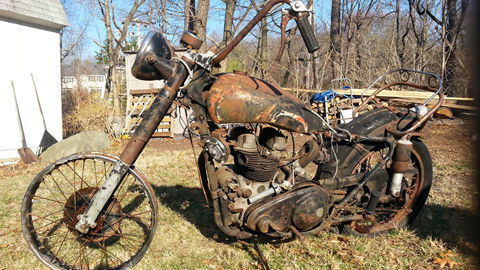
[64,187,122,242]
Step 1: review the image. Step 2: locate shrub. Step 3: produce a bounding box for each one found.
[62,89,118,139]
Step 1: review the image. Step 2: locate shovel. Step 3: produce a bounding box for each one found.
[11,81,39,164]
[31,73,58,154]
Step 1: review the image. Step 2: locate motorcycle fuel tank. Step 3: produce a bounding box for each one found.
[206,72,324,133]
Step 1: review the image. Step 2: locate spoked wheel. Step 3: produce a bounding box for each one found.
[343,139,432,236]
[21,153,158,269]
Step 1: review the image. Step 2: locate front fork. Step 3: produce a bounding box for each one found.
[75,61,189,233]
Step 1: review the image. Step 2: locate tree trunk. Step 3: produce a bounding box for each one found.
[218,0,237,72]
[185,0,195,31]
[330,0,341,79]
[194,0,210,52]
[98,0,145,116]
[282,40,293,87]
[307,0,318,89]
[443,0,458,95]
[221,0,236,48]
[395,0,405,67]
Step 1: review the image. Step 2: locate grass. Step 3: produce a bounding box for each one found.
[0,123,478,270]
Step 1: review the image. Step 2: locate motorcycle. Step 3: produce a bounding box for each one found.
[21,0,444,269]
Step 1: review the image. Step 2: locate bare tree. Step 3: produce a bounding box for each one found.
[185,0,195,31]
[60,0,92,63]
[193,0,210,51]
[96,0,146,116]
[416,0,470,95]
[330,0,342,79]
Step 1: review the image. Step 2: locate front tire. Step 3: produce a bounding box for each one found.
[21,153,158,269]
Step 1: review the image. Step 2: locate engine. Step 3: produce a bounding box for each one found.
[233,127,286,182]
[205,126,330,236]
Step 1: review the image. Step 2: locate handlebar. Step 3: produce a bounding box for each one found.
[212,0,319,66]
[295,12,320,53]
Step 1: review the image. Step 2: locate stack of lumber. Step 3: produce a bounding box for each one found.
[285,87,475,111]
[334,89,475,111]
[126,89,175,138]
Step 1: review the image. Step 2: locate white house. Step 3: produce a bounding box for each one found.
[62,75,107,98]
[0,0,68,161]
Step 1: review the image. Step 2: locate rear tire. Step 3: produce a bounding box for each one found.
[342,139,432,236]
[21,153,158,269]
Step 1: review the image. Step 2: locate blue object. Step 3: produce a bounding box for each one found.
[310,87,355,104]
[310,89,337,103]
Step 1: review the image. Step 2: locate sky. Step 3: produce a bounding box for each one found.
[64,0,331,60]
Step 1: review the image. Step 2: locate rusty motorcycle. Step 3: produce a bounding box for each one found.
[21,0,444,269]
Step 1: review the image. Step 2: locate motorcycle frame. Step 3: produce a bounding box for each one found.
[74,0,444,236]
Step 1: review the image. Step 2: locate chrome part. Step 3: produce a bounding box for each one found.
[205,137,229,163]
[290,1,311,13]
[248,183,282,204]
[75,159,130,233]
[390,135,413,197]
[247,180,292,204]
[389,173,403,197]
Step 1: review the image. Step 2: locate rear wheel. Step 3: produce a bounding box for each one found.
[343,139,432,236]
[21,153,157,269]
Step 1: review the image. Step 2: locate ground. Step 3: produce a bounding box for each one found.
[0,120,478,269]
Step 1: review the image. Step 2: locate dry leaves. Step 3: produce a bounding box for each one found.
[433,250,458,268]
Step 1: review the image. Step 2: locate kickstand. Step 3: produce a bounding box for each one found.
[238,237,270,270]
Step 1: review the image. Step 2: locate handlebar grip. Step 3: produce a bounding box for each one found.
[295,13,320,53]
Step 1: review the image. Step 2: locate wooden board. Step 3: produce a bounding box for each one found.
[130,88,160,96]
[284,87,474,102]
[334,89,474,101]
[389,98,476,111]
[125,89,175,138]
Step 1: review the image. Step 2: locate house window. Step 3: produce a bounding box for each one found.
[62,77,75,84]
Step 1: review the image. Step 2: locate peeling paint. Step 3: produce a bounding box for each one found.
[205,73,324,133]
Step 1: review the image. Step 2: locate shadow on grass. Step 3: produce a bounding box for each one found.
[150,183,292,270]
[150,184,237,244]
[150,184,479,258]
[150,184,297,244]
[411,203,479,256]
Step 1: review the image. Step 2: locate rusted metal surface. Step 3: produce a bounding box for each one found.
[391,138,413,173]
[75,158,131,233]
[297,139,319,167]
[64,187,121,242]
[119,135,148,164]
[205,73,323,133]
[121,61,188,164]
[180,31,204,49]
[246,185,328,233]
[319,172,366,191]
[275,12,294,62]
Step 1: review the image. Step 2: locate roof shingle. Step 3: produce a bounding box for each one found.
[0,0,69,29]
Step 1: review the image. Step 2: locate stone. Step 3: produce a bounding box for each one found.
[39,130,111,164]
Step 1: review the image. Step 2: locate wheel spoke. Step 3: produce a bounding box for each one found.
[344,140,432,235]
[22,153,157,270]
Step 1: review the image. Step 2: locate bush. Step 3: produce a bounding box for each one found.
[62,89,118,139]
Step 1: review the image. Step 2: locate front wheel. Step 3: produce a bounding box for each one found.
[343,139,432,236]
[21,153,158,269]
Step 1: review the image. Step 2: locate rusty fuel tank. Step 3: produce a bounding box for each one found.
[205,72,324,133]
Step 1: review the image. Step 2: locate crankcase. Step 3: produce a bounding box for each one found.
[205,73,324,133]
[245,185,329,233]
